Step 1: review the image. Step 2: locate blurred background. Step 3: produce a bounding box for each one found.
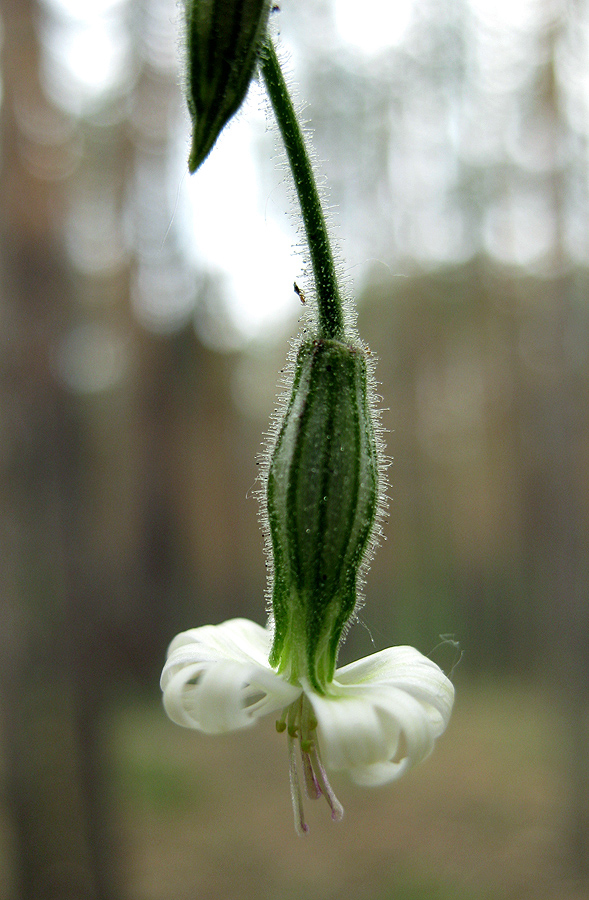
[0,0,588,897]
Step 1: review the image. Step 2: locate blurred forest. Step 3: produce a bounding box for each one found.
[0,0,588,898]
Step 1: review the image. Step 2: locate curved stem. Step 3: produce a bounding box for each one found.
[260,38,345,341]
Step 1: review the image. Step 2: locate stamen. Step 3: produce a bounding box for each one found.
[287,699,301,738]
[309,745,344,822]
[280,695,343,832]
[276,707,288,733]
[301,750,321,799]
[288,733,309,835]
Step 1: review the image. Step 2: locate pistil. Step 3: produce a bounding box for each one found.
[279,695,344,834]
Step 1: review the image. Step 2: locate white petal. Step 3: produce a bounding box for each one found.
[165,618,272,667]
[304,646,454,786]
[161,618,301,734]
[335,646,454,737]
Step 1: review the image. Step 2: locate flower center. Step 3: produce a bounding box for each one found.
[276,694,343,834]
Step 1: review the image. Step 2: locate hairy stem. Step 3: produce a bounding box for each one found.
[260,37,345,341]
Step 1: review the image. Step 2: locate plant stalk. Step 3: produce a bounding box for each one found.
[260,38,345,341]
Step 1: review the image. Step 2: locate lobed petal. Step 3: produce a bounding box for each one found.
[161,618,301,734]
[334,646,454,737]
[164,617,273,667]
[304,646,454,786]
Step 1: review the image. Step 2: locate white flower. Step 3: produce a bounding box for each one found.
[161,617,454,834]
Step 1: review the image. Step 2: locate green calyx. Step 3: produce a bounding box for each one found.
[267,338,379,693]
[185,0,272,173]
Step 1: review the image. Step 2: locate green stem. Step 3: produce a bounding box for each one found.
[260,38,345,341]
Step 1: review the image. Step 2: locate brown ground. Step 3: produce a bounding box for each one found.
[107,679,589,900]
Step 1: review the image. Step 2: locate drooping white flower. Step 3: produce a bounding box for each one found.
[161,617,454,833]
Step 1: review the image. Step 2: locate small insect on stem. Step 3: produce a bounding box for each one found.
[294,282,306,304]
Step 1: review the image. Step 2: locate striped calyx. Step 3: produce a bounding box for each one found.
[267,338,379,693]
[185,0,272,172]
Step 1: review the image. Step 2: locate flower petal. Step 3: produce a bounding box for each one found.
[335,646,454,737]
[161,618,301,734]
[165,618,273,668]
[304,646,454,786]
